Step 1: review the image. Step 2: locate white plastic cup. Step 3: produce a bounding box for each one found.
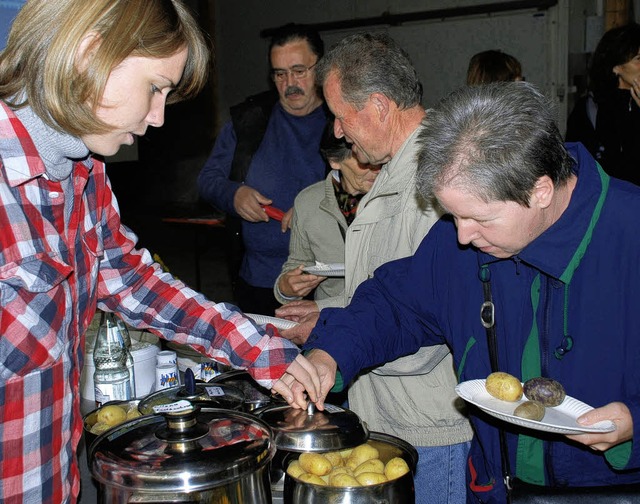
[156,350,177,366]
[155,363,180,390]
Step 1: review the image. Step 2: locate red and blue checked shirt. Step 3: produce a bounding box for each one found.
[0,102,301,503]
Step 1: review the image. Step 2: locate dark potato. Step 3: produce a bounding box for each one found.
[523,377,566,407]
[513,400,545,421]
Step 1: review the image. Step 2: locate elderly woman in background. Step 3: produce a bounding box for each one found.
[274,120,380,307]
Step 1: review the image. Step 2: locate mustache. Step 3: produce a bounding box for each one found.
[284,86,305,97]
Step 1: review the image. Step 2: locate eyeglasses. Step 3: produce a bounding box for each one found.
[271,63,317,82]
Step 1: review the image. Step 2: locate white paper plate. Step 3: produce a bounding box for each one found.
[455,379,616,435]
[302,262,345,277]
[245,313,299,331]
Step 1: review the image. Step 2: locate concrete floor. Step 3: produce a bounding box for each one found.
[79,204,236,502]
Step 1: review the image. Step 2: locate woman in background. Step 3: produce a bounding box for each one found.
[566,23,640,185]
[466,49,523,85]
[274,121,380,307]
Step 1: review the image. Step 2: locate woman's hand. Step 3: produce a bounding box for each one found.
[275,299,319,322]
[278,266,325,298]
[280,349,338,411]
[566,401,633,451]
[271,354,321,409]
[280,311,320,345]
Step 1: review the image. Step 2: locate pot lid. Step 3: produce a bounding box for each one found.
[138,371,245,415]
[256,403,368,452]
[90,406,274,492]
[210,370,286,409]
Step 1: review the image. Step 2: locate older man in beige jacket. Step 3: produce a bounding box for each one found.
[276,33,472,504]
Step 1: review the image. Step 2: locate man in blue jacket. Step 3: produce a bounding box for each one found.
[293,82,640,502]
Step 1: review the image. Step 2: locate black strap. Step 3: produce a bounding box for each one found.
[480,268,514,499]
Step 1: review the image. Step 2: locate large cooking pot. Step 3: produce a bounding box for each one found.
[256,402,416,503]
[90,405,275,503]
[282,431,418,504]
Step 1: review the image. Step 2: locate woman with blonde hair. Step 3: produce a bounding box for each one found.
[0,1,320,502]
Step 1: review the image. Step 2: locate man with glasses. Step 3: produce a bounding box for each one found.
[198,24,328,315]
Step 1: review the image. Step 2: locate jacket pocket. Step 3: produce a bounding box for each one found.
[0,252,73,378]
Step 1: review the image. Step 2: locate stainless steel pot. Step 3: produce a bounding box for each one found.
[255,402,372,504]
[90,405,275,503]
[282,431,418,504]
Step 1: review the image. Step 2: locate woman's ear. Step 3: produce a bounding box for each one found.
[531,175,554,209]
[75,32,101,71]
[328,159,342,171]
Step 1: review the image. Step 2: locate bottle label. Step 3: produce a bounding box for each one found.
[94,382,131,406]
[94,387,110,406]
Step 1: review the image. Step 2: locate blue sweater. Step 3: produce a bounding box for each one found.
[306,143,640,502]
[199,102,327,288]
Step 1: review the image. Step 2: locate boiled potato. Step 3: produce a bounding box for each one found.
[330,472,360,487]
[384,457,410,480]
[353,458,385,476]
[289,441,409,488]
[327,466,352,478]
[299,452,333,476]
[523,377,566,407]
[514,400,545,421]
[356,472,388,486]
[89,421,111,435]
[96,404,127,426]
[346,443,380,471]
[286,460,305,478]
[485,372,523,402]
[324,450,344,467]
[126,405,142,419]
[298,473,327,486]
[338,448,353,459]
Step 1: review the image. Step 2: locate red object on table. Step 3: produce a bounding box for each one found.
[261,205,285,221]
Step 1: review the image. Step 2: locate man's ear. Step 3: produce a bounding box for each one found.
[531,175,554,209]
[328,159,341,171]
[369,92,390,122]
[75,32,101,71]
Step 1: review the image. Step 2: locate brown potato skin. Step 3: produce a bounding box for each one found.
[513,400,546,421]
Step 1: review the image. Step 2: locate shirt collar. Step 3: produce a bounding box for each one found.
[0,101,93,187]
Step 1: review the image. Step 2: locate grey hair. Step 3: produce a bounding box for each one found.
[315,32,422,110]
[415,82,573,206]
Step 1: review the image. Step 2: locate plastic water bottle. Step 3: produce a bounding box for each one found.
[93,311,132,406]
[115,316,136,398]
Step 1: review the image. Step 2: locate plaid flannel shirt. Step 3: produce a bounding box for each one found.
[0,102,301,503]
